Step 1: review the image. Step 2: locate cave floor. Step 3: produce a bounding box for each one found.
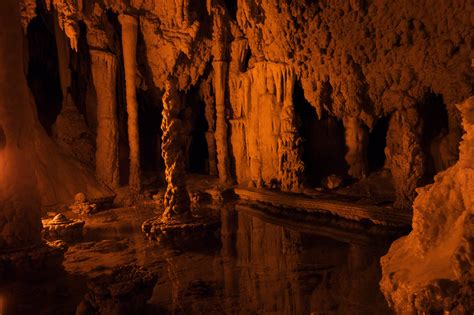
[0,198,398,315]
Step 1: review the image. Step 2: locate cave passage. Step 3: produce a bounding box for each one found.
[294,81,347,187]
[367,116,389,173]
[184,87,210,175]
[419,92,450,183]
[26,15,62,135]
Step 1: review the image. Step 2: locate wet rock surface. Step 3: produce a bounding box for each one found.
[76,264,157,315]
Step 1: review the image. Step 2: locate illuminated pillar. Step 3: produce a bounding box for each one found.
[211,6,232,185]
[90,50,120,188]
[118,14,141,192]
[161,78,190,221]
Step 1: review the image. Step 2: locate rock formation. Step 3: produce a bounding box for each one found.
[211,5,232,185]
[380,96,474,314]
[386,108,425,209]
[119,13,142,192]
[161,78,191,220]
[3,0,473,312]
[90,50,120,188]
[344,117,368,179]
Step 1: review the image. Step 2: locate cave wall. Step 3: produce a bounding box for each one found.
[16,0,473,206]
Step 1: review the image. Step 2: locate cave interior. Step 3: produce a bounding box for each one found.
[0,0,473,314]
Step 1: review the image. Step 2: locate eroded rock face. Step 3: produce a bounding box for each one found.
[380,96,474,314]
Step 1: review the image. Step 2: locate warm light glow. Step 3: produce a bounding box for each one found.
[0,294,5,315]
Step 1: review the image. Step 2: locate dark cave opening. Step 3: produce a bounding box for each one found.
[367,116,389,173]
[294,81,347,187]
[69,21,91,124]
[224,0,238,20]
[138,90,163,176]
[418,92,450,183]
[26,15,62,135]
[183,87,210,175]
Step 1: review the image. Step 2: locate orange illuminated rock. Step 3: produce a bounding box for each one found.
[380,96,474,314]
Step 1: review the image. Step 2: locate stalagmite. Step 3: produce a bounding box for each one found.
[343,116,368,179]
[118,14,141,192]
[161,78,190,221]
[277,68,304,192]
[386,108,425,210]
[90,50,120,188]
[212,6,232,185]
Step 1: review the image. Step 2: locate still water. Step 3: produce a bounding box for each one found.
[0,202,395,314]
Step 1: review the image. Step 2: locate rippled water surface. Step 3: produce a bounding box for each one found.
[0,203,395,314]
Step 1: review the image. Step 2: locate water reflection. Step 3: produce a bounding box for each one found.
[151,203,393,314]
[0,202,394,314]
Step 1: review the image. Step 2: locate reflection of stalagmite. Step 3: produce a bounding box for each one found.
[161,78,190,221]
[343,116,368,179]
[90,50,120,188]
[212,6,232,184]
[386,108,425,209]
[118,14,141,192]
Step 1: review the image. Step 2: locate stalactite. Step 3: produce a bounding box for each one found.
[343,116,368,179]
[90,50,120,189]
[52,12,95,168]
[118,14,141,192]
[386,108,425,210]
[19,0,36,33]
[47,0,80,51]
[161,78,190,221]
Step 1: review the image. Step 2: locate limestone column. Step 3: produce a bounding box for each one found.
[90,50,120,188]
[278,67,304,192]
[200,77,218,176]
[212,6,232,184]
[0,0,42,250]
[386,108,425,210]
[204,97,218,176]
[213,61,232,184]
[118,14,141,192]
[161,78,190,221]
[343,116,368,179]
